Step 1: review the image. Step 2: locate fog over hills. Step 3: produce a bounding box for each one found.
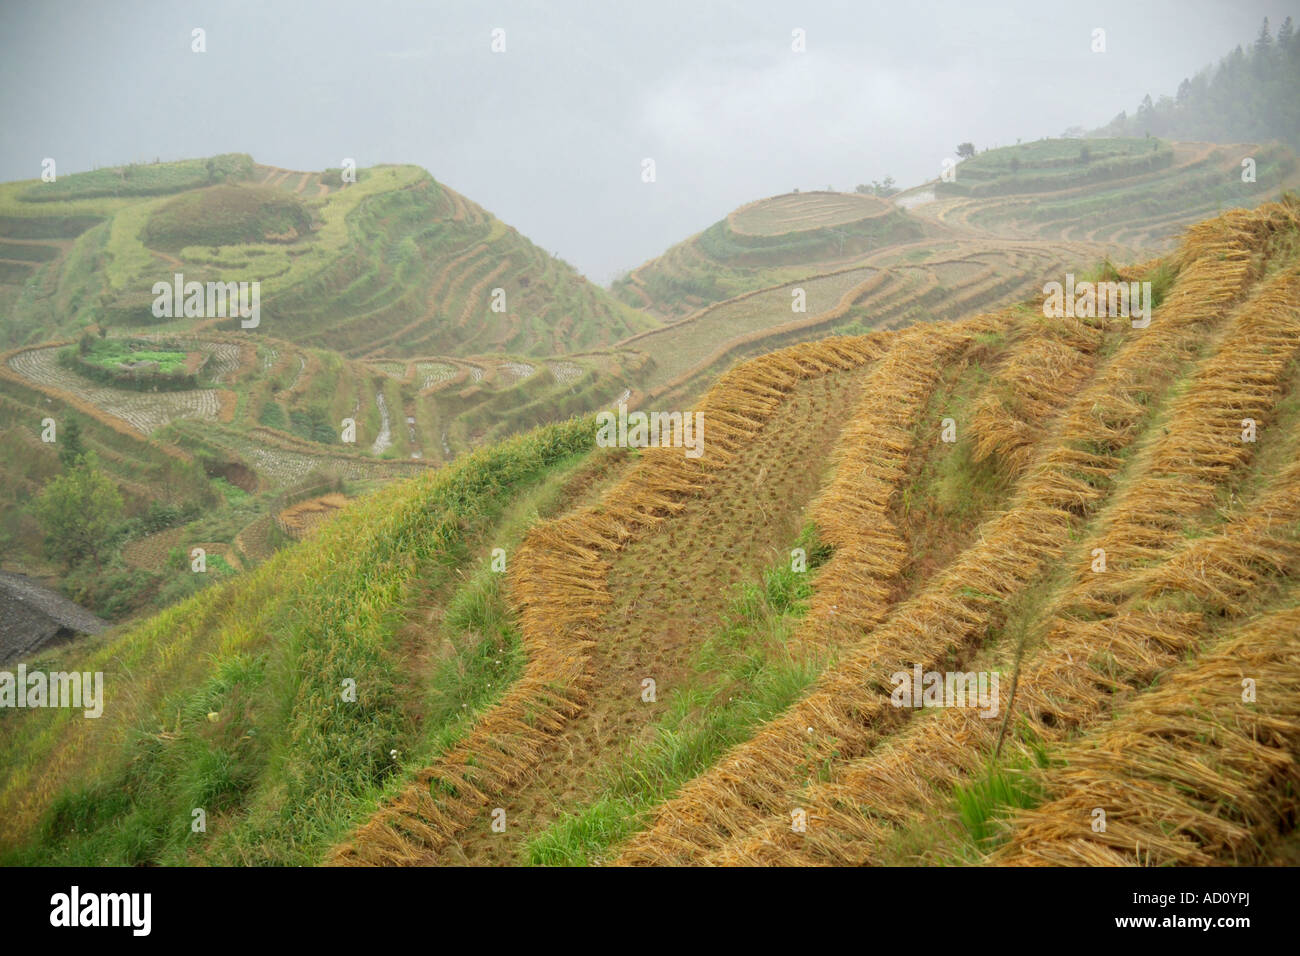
[2,0,1294,281]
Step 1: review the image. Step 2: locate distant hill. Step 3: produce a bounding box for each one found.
[0,156,656,357]
[612,190,926,321]
[609,137,1298,410]
[0,157,657,614]
[914,136,1298,245]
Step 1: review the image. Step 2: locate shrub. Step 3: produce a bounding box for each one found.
[34,452,124,567]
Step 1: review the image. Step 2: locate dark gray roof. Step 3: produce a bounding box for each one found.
[0,570,107,665]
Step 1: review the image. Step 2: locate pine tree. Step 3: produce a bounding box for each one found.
[57,416,86,469]
[1102,28,1297,150]
[1255,17,1273,57]
[1253,18,1274,78]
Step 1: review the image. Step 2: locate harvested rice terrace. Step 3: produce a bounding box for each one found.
[5,141,1300,869]
[448,359,874,864]
[330,197,1300,867]
[728,191,895,236]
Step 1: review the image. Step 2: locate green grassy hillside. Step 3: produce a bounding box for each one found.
[0,416,623,864]
[0,156,655,357]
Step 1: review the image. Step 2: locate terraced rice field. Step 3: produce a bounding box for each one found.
[496,361,536,383]
[729,191,894,235]
[221,435,418,487]
[913,141,1300,251]
[549,361,583,385]
[8,345,220,434]
[624,236,1120,405]
[236,443,327,486]
[623,267,880,386]
[613,144,1213,402]
[330,196,1300,868]
[121,526,186,571]
[415,361,458,389]
[893,188,936,211]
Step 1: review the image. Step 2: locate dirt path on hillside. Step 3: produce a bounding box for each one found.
[436,362,872,864]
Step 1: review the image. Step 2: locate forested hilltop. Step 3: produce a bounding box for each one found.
[1093,16,1300,150]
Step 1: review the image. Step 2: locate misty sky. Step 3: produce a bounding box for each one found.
[2,0,1296,283]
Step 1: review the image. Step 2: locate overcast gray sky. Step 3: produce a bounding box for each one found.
[2,0,1295,283]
